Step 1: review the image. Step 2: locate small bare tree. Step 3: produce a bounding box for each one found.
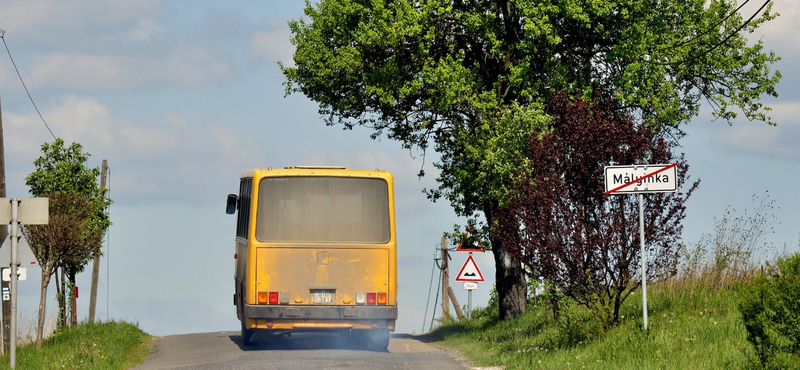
[22,192,103,347]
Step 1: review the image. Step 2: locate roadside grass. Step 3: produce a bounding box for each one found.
[430,274,759,370]
[0,321,152,370]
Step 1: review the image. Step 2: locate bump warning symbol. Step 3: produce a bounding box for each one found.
[455,255,484,282]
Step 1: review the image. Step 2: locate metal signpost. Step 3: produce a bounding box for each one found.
[604,164,676,330]
[454,254,484,319]
[0,198,49,369]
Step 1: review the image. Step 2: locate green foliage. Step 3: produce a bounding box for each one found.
[738,253,800,368]
[23,139,112,344]
[26,138,112,241]
[431,276,754,369]
[283,0,780,224]
[284,0,781,321]
[0,321,151,370]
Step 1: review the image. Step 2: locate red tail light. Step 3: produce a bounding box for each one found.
[366,293,377,305]
[269,291,279,304]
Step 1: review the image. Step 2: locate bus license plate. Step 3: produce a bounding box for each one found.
[311,291,334,304]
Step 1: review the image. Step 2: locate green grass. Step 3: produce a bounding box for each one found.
[430,277,760,369]
[0,321,153,370]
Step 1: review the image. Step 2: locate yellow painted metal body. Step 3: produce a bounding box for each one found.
[233,167,397,333]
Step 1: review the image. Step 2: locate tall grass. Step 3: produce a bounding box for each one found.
[431,275,757,369]
[13,309,57,346]
[430,195,782,369]
[0,321,151,370]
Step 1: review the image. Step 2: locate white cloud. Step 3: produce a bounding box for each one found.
[5,95,273,205]
[715,102,800,159]
[0,0,163,35]
[751,0,800,51]
[28,47,232,91]
[125,19,165,44]
[250,21,295,67]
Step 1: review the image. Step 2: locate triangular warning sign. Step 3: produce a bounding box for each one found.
[0,235,38,267]
[456,232,485,253]
[455,255,484,282]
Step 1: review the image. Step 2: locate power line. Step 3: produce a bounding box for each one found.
[660,0,752,52]
[429,265,442,332]
[422,253,437,333]
[0,30,57,141]
[653,0,773,67]
[683,0,772,65]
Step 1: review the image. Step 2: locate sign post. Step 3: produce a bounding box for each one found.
[604,164,676,330]
[0,198,48,369]
[455,254,484,319]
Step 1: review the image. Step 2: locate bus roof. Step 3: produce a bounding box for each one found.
[239,166,392,179]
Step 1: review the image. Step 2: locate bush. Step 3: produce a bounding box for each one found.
[738,253,800,368]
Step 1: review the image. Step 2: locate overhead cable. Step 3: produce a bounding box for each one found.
[0,30,57,141]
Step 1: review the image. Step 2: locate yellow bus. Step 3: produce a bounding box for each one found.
[225,166,398,349]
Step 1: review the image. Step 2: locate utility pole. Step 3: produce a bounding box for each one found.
[0,70,8,356]
[447,286,464,319]
[441,237,449,318]
[88,159,107,323]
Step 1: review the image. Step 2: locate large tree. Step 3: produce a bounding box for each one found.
[282,0,780,319]
[22,139,110,345]
[494,92,698,327]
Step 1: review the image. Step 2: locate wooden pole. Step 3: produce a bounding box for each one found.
[88,159,107,323]
[447,287,464,319]
[0,71,8,356]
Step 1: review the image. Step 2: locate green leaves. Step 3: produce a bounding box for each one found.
[24,138,111,271]
[739,253,800,367]
[282,0,781,211]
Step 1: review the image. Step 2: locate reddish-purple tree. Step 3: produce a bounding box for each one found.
[494,92,699,327]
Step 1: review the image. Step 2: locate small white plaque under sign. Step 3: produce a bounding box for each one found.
[2,268,26,282]
[463,282,478,290]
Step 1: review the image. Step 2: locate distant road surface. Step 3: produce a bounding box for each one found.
[133,331,473,370]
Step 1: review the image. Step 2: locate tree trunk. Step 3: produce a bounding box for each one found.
[490,243,527,319]
[486,205,527,320]
[37,271,51,348]
[68,269,77,327]
[58,267,66,329]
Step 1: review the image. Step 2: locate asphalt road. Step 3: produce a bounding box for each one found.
[132,331,473,370]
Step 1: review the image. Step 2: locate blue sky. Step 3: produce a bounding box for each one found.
[0,0,797,336]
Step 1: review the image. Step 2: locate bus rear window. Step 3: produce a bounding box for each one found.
[255,177,391,243]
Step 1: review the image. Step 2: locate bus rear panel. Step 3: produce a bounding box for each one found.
[227,167,397,349]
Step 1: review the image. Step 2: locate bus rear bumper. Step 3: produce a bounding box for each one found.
[244,305,398,320]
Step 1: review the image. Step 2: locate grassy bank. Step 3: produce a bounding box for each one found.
[0,321,152,370]
[430,276,759,369]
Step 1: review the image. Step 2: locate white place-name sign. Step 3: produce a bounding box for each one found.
[604,164,677,195]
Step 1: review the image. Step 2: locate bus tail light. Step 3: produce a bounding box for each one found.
[258,291,290,304]
[357,292,388,305]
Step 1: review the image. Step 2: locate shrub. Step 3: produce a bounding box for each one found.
[738,253,800,368]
